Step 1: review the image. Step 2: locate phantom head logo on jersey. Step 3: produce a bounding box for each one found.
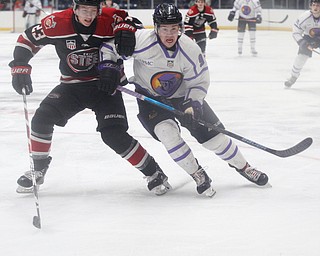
[241,5,252,16]
[150,71,183,97]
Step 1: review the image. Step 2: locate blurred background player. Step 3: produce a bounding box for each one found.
[22,0,42,29]
[103,0,119,9]
[285,0,320,88]
[9,0,171,195]
[100,3,269,197]
[228,0,262,56]
[184,0,219,56]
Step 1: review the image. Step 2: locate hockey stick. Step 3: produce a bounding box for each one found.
[22,88,41,229]
[312,48,320,55]
[236,15,288,24]
[117,86,312,158]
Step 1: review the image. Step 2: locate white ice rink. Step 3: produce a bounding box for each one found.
[0,29,319,256]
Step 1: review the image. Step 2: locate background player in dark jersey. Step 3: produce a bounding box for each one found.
[184,0,219,56]
[9,0,171,195]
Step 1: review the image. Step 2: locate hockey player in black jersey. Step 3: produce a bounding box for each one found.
[9,0,171,195]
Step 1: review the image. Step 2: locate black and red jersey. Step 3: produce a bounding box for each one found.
[184,5,217,36]
[13,7,128,84]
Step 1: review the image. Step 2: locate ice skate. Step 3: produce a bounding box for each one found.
[238,48,242,55]
[231,163,268,186]
[251,49,258,56]
[191,167,216,197]
[284,76,297,88]
[146,168,172,196]
[16,156,52,193]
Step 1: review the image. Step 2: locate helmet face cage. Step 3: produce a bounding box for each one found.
[153,3,183,34]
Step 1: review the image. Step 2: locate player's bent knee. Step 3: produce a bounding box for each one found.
[100,125,133,154]
[202,133,229,151]
[154,119,181,145]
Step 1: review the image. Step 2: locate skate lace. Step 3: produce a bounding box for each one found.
[243,167,261,182]
[23,170,44,180]
[191,168,206,186]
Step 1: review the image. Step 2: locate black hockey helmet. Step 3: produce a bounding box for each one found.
[73,0,102,7]
[73,0,103,12]
[153,3,182,25]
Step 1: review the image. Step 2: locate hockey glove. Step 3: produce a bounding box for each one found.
[298,39,312,51]
[209,28,219,39]
[228,11,235,22]
[114,17,137,57]
[179,99,203,129]
[98,60,121,95]
[9,61,33,95]
[256,15,262,24]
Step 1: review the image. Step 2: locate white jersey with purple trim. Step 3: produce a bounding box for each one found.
[100,29,210,104]
[24,0,42,14]
[232,0,262,19]
[292,10,320,43]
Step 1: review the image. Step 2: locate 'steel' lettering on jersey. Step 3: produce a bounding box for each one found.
[67,48,99,73]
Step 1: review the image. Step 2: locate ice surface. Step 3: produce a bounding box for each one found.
[0,30,319,256]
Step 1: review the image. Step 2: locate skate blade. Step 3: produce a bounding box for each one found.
[204,187,216,197]
[16,185,39,194]
[262,182,272,188]
[153,181,172,196]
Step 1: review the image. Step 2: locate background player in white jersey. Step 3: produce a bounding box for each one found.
[103,0,119,9]
[285,0,320,88]
[99,3,269,197]
[22,0,42,29]
[227,0,262,55]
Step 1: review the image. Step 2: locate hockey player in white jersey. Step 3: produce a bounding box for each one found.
[228,0,262,55]
[285,0,320,88]
[22,0,42,29]
[99,3,269,196]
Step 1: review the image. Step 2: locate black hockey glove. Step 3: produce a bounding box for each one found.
[114,17,138,57]
[208,28,219,39]
[9,61,33,95]
[98,60,121,95]
[256,15,262,24]
[228,11,235,22]
[179,99,203,129]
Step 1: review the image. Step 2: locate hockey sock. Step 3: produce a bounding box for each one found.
[202,133,247,169]
[291,54,309,78]
[154,120,199,175]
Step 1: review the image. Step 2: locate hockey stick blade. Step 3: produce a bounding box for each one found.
[33,216,41,229]
[269,137,313,158]
[268,15,288,23]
